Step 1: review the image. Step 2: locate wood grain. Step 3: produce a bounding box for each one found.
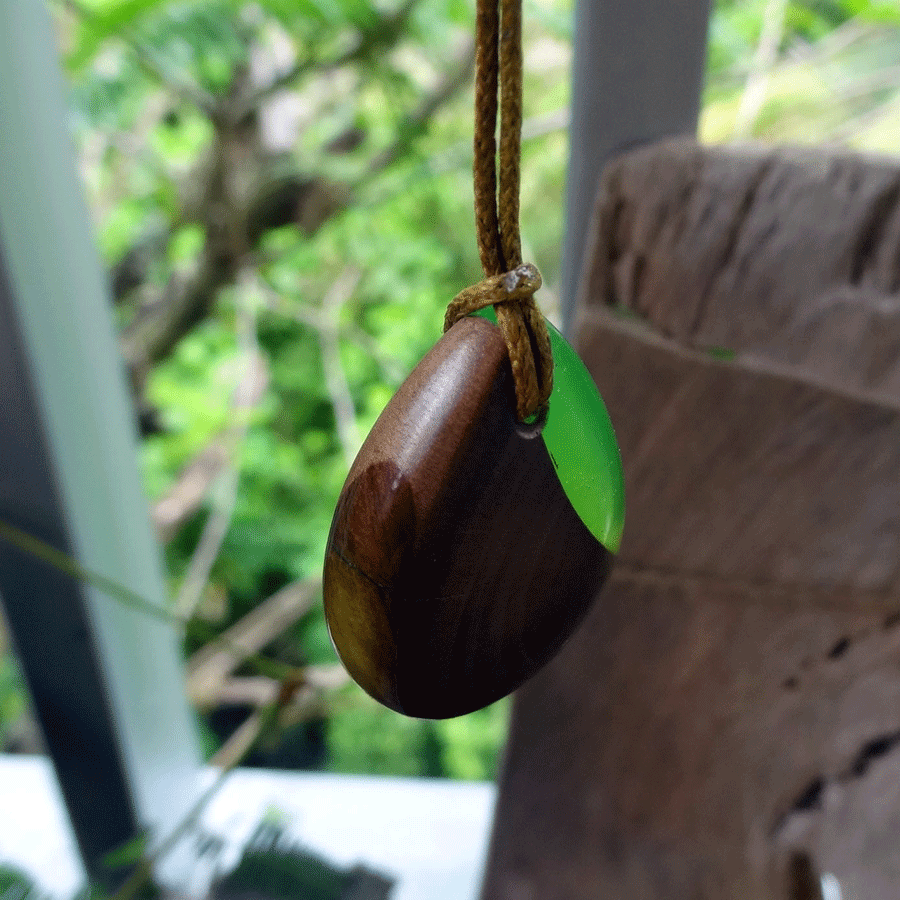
[324,316,610,719]
[579,138,900,403]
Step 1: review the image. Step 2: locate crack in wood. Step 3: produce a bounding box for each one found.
[613,564,900,614]
[786,778,826,819]
[848,730,900,778]
[772,728,900,839]
[691,157,775,339]
[787,851,825,900]
[847,180,900,286]
[778,615,900,695]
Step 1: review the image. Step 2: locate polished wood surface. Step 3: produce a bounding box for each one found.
[324,316,610,719]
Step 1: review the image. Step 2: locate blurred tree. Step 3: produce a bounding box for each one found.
[1,0,896,776]
[61,0,475,424]
[52,0,515,778]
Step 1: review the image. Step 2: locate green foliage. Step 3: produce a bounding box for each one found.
[326,689,509,779]
[326,692,443,777]
[101,835,150,872]
[68,1,177,73]
[136,4,250,92]
[0,654,28,750]
[432,698,510,780]
[1,0,890,779]
[217,846,350,900]
[0,866,48,900]
[213,819,394,900]
[703,1,900,143]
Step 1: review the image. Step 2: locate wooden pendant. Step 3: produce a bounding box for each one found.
[324,316,616,719]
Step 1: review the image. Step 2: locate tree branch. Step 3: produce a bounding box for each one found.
[362,38,475,180]
[118,34,473,395]
[257,267,361,467]
[345,324,406,385]
[186,577,322,709]
[61,0,216,114]
[172,296,262,618]
[201,665,347,710]
[121,245,234,386]
[234,0,425,121]
[732,0,789,140]
[121,109,252,389]
[316,269,363,469]
[209,665,348,768]
[151,341,268,545]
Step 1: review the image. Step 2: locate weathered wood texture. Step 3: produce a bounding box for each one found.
[584,139,900,400]
[481,141,900,899]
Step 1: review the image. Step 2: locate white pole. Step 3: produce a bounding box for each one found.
[0,0,200,889]
[560,0,712,331]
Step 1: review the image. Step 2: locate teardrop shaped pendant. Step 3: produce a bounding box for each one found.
[323,314,624,719]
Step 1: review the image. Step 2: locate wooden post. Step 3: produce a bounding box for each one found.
[482,140,900,899]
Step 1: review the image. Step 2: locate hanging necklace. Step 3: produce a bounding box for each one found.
[322,0,625,719]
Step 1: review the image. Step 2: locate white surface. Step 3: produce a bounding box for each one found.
[0,756,497,900]
[821,872,843,900]
[0,756,86,898]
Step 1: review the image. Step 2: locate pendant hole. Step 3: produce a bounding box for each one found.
[516,403,548,439]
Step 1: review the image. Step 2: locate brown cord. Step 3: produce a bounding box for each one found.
[446,0,553,422]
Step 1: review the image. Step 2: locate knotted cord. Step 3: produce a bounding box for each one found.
[444,0,553,422]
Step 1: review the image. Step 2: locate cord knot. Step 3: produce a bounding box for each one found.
[444,263,553,422]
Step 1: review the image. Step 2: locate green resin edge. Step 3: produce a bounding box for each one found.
[474,308,625,553]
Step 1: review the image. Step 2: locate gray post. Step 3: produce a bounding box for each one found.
[0,0,200,890]
[560,0,712,331]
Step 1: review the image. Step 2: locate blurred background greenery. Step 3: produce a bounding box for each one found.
[2,0,900,780]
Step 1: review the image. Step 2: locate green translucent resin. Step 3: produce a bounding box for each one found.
[475,309,625,553]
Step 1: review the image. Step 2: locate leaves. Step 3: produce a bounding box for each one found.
[22,0,899,780]
[0,656,27,750]
[67,0,178,72]
[326,691,509,779]
[101,834,150,871]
